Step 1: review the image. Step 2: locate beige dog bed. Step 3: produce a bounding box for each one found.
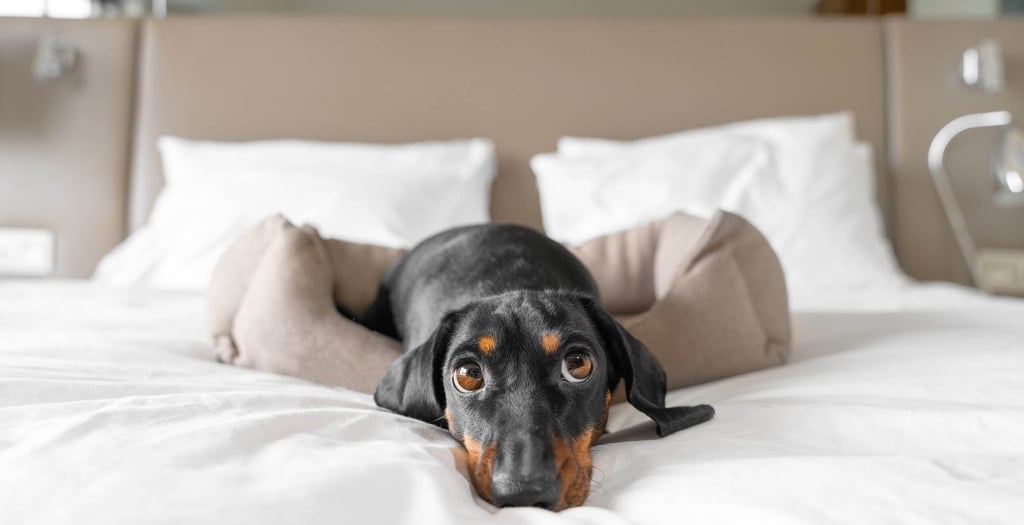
[208,211,790,396]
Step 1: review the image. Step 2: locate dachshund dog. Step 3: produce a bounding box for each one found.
[363,224,714,511]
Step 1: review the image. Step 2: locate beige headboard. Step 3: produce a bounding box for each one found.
[130,16,887,233]
[10,15,1022,283]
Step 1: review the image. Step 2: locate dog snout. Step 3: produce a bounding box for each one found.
[491,477,559,509]
[489,432,558,509]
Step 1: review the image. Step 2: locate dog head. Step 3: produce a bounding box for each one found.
[374,290,712,510]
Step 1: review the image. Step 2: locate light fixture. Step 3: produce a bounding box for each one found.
[151,0,167,18]
[32,33,77,81]
[927,40,1024,295]
[959,39,1003,94]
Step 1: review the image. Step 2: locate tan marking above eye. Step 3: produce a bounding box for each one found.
[477,335,496,354]
[541,333,560,354]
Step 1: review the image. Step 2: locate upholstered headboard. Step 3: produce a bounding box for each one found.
[4,15,1023,283]
[129,16,888,233]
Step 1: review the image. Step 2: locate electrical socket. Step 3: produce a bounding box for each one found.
[0,228,56,277]
[976,248,1024,296]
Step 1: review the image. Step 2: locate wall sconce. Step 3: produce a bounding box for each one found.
[927,40,1024,295]
[32,33,77,82]
[152,0,167,18]
[959,39,1003,94]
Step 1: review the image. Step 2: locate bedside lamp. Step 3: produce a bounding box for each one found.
[927,40,1024,295]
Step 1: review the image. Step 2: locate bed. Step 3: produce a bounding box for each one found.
[2,15,1024,525]
[3,280,1022,524]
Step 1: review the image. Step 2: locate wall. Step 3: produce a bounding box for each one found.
[908,0,1000,18]
[886,18,1024,283]
[0,18,136,277]
[169,0,819,15]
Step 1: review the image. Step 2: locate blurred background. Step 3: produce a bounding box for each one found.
[1,0,1022,288]
[1,0,1023,18]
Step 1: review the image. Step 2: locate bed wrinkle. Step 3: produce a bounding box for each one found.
[1,403,452,456]
[2,387,369,406]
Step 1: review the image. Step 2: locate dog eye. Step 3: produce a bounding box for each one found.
[561,352,593,383]
[453,362,484,392]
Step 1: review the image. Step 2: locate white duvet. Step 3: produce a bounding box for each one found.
[1,280,1022,525]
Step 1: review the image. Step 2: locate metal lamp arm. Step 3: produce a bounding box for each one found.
[926,111,1012,284]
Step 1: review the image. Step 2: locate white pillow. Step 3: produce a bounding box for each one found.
[559,112,857,192]
[766,142,906,306]
[94,137,496,290]
[539,112,906,304]
[532,133,774,245]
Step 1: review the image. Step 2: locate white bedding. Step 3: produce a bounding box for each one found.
[2,280,1023,524]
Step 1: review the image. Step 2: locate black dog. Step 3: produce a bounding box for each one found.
[363,224,713,510]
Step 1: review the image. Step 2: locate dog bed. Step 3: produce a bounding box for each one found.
[208,211,790,395]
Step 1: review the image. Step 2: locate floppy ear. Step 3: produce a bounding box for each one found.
[582,298,715,437]
[373,313,457,427]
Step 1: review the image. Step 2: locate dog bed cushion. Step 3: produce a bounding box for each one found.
[208,211,790,395]
[568,211,790,392]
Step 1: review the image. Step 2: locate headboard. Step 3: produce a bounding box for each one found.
[129,16,887,233]
[7,15,1022,283]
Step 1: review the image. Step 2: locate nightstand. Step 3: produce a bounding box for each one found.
[976,249,1024,296]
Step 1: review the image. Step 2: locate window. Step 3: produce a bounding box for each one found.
[0,0,93,18]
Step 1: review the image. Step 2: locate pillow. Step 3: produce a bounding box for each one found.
[532,133,773,245]
[774,142,905,305]
[94,137,495,290]
[558,111,856,161]
[539,112,905,306]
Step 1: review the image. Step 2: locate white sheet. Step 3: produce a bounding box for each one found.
[2,280,1023,524]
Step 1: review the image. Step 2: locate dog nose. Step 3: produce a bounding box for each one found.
[489,435,559,509]
[487,423,559,509]
[490,478,559,510]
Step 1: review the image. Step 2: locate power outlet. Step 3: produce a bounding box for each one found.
[0,228,56,277]
[976,249,1024,296]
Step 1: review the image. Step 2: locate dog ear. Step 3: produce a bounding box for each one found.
[582,298,715,437]
[373,313,458,427]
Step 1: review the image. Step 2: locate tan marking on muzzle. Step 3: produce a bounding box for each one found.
[463,437,496,503]
[551,426,600,510]
[445,408,456,433]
